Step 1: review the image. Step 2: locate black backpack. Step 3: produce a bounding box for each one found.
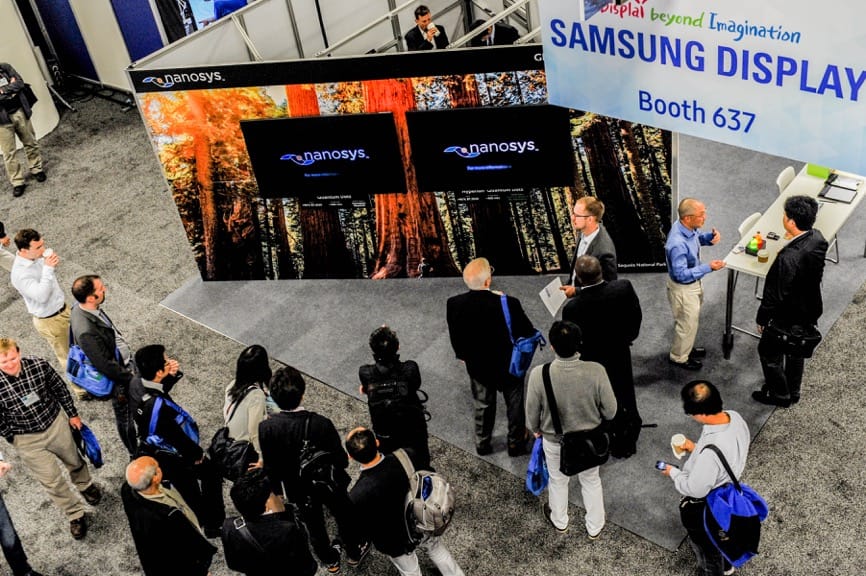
[297,414,340,495]
[608,407,643,459]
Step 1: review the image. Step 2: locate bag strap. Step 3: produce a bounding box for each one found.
[394,448,416,480]
[148,396,163,438]
[226,385,259,424]
[541,363,564,436]
[232,517,266,554]
[301,412,313,450]
[701,444,742,492]
[499,293,516,345]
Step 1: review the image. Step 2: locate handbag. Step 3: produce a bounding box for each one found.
[208,386,260,481]
[541,363,609,476]
[701,445,769,568]
[763,321,822,358]
[525,436,549,496]
[65,325,115,398]
[500,294,546,378]
[71,423,104,468]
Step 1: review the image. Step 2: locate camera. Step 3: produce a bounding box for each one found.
[655,460,667,471]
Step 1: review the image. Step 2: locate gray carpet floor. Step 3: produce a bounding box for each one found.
[0,95,864,575]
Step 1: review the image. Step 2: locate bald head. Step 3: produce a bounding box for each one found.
[677,198,707,231]
[575,255,603,287]
[126,456,160,492]
[463,257,492,290]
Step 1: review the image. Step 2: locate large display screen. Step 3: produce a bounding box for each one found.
[406,105,574,192]
[241,113,407,201]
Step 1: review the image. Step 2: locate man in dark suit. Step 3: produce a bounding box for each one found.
[469,19,519,46]
[405,5,449,51]
[753,195,828,407]
[561,197,617,298]
[70,274,138,457]
[121,456,217,576]
[446,257,535,456]
[563,256,642,456]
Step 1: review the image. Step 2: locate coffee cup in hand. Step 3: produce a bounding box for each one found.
[43,248,54,258]
[671,433,687,459]
[427,22,440,36]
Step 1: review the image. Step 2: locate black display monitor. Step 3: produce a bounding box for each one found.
[406,105,574,192]
[241,113,407,201]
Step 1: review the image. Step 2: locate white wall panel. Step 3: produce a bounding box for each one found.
[69,0,132,91]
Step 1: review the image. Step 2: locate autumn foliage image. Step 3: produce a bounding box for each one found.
[139,69,671,281]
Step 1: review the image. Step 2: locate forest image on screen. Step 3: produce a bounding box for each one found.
[138,55,671,281]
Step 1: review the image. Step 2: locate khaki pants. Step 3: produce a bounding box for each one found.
[0,247,13,272]
[32,306,86,397]
[0,109,43,188]
[666,277,703,363]
[12,412,92,521]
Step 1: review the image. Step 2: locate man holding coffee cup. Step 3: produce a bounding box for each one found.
[405,5,449,51]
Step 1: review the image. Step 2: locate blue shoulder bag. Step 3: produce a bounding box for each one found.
[500,293,545,378]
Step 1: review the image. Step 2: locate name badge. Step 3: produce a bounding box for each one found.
[21,391,40,407]
[0,78,8,88]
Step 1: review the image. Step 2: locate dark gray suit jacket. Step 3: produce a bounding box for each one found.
[69,303,133,387]
[569,224,618,283]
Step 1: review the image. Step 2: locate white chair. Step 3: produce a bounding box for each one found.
[776,166,795,194]
[738,212,763,298]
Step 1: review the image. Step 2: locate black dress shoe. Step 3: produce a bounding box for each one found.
[689,347,707,359]
[669,357,702,370]
[475,443,492,456]
[70,517,87,540]
[12,185,25,197]
[34,171,47,182]
[751,390,791,408]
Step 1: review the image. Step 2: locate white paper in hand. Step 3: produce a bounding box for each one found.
[539,277,567,317]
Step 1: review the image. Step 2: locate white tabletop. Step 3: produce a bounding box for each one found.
[723,166,865,278]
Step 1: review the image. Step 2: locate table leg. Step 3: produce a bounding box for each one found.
[723,269,738,359]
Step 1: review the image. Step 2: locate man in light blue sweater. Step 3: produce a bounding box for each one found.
[661,380,750,576]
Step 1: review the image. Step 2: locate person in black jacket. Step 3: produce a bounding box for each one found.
[563,255,642,456]
[259,366,369,575]
[468,19,519,46]
[359,326,430,469]
[346,427,464,575]
[0,62,46,198]
[753,195,828,407]
[221,468,317,576]
[70,275,138,457]
[133,344,225,537]
[404,5,449,51]
[446,257,535,456]
[121,456,216,576]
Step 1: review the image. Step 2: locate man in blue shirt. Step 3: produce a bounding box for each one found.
[665,199,725,370]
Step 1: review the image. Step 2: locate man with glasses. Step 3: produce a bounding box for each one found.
[447,257,536,456]
[10,229,89,399]
[560,197,617,298]
[665,198,725,370]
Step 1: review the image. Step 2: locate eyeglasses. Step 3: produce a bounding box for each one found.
[572,214,591,219]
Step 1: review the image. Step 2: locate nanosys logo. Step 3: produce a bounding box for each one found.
[443,141,538,158]
[280,148,369,165]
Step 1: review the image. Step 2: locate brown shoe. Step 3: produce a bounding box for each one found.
[70,516,87,540]
[81,484,102,505]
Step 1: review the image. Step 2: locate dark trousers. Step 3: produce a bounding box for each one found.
[300,488,364,565]
[758,333,804,401]
[160,454,225,532]
[0,495,31,576]
[112,382,138,457]
[680,497,730,576]
[470,375,525,449]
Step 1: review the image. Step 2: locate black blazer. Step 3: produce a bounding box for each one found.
[405,24,449,51]
[757,229,828,328]
[470,22,519,46]
[69,304,133,386]
[446,289,534,384]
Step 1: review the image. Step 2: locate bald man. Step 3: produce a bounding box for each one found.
[665,198,725,370]
[121,456,216,576]
[446,257,536,456]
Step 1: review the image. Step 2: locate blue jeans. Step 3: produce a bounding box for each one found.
[0,495,31,576]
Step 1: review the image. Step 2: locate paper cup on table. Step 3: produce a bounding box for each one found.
[757,249,769,263]
[671,433,687,460]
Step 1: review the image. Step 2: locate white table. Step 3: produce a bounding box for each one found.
[721,166,866,358]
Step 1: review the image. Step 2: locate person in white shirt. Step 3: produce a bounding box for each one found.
[10,228,88,399]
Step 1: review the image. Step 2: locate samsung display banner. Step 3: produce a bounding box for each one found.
[129,46,672,281]
[539,0,866,174]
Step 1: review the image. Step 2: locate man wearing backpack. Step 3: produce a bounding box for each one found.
[345,427,464,576]
[133,344,225,538]
[660,380,750,576]
[259,366,369,575]
[525,321,617,538]
[359,326,430,469]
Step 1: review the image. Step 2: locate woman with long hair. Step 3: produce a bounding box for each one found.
[224,344,273,456]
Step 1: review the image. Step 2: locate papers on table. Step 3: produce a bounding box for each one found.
[828,174,862,191]
[819,184,858,204]
[539,277,567,317]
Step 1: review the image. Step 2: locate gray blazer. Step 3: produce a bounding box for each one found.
[569,224,618,283]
